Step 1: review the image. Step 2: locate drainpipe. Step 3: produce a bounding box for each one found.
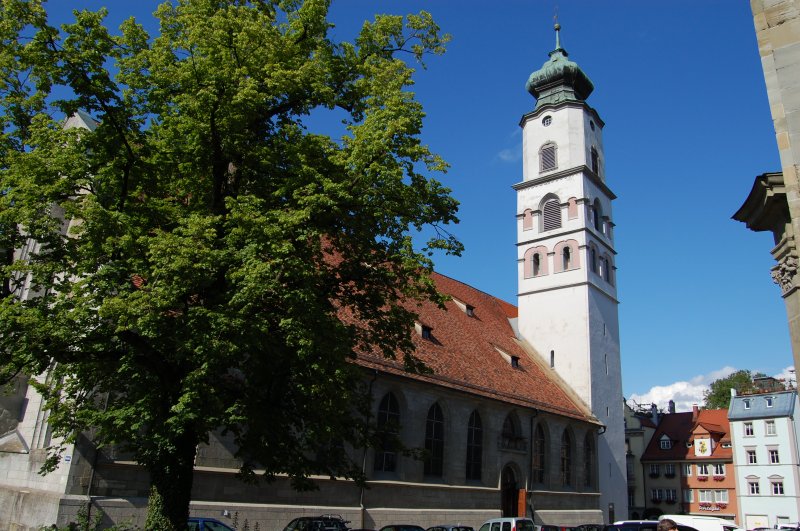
[528,410,538,522]
[360,370,379,528]
[85,392,110,524]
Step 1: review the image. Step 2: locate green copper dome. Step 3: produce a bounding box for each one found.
[526,24,594,110]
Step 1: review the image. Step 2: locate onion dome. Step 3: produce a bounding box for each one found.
[525,24,594,111]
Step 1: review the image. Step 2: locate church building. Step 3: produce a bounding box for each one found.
[0,25,627,530]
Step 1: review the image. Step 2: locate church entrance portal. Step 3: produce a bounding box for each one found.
[501,465,518,517]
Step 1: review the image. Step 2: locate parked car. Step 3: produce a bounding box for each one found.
[187,517,235,531]
[479,517,536,531]
[427,525,474,531]
[607,521,698,531]
[283,515,351,531]
[378,525,425,531]
[659,515,741,531]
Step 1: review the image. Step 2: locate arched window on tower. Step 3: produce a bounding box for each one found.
[542,198,562,231]
[466,410,483,481]
[602,255,613,284]
[562,246,571,271]
[375,393,400,472]
[590,246,598,274]
[592,199,603,232]
[533,253,541,277]
[540,142,558,173]
[591,147,599,175]
[424,403,444,477]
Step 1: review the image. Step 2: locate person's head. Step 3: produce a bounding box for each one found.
[658,520,678,531]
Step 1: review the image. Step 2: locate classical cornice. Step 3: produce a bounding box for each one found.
[732,171,787,233]
[513,164,617,200]
[519,99,605,129]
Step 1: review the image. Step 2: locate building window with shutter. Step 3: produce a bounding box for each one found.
[540,143,557,173]
[542,198,562,231]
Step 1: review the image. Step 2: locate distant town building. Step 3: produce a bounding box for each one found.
[729,389,800,529]
[640,407,736,521]
[624,402,660,519]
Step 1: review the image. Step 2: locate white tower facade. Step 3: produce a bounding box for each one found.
[515,26,627,523]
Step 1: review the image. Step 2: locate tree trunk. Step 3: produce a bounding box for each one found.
[145,427,199,531]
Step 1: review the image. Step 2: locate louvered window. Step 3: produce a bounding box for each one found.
[542,199,561,231]
[540,143,557,172]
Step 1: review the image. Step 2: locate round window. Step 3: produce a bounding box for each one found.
[542,116,552,127]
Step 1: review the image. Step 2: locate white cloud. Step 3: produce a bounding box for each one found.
[628,366,796,413]
[628,366,737,413]
[497,148,520,163]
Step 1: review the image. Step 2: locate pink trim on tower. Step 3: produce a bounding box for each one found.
[567,197,578,220]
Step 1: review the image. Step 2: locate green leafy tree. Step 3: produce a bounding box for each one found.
[703,370,758,409]
[0,1,460,529]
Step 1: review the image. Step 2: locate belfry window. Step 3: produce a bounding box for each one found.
[540,143,557,173]
[562,246,571,270]
[591,147,599,174]
[542,198,562,231]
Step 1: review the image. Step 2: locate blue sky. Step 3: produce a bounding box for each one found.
[43,1,790,410]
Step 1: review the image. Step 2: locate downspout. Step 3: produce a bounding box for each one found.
[528,410,538,522]
[360,370,379,528]
[85,392,110,524]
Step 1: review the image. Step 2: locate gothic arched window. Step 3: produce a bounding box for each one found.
[584,434,594,488]
[374,393,400,472]
[424,403,444,477]
[561,430,572,486]
[466,410,483,481]
[533,423,546,483]
[562,246,571,271]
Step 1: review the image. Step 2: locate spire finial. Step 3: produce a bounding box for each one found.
[554,7,561,49]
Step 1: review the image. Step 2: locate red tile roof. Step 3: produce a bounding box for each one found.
[354,272,596,423]
[641,409,732,461]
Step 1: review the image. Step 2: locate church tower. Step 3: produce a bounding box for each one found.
[515,25,627,521]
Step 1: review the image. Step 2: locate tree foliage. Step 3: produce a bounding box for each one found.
[703,370,758,409]
[0,0,460,528]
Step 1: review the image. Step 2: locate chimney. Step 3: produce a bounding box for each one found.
[651,403,658,421]
[668,400,676,414]
[692,404,699,422]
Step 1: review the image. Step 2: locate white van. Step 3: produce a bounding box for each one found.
[659,515,742,531]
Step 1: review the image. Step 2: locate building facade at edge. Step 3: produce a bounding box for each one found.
[0,25,628,530]
[735,1,800,371]
[623,402,660,519]
[729,389,800,529]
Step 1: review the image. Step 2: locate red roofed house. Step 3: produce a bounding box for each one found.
[640,407,736,521]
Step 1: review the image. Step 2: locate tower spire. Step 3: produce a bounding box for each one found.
[554,22,562,51]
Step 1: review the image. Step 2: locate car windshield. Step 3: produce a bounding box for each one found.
[517,521,535,531]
